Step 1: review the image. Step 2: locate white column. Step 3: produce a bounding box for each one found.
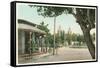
[29,32,32,54]
[21,31,25,54]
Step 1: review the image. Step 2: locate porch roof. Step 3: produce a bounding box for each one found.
[18,23,46,34]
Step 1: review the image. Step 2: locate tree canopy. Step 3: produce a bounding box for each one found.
[34,6,71,17]
[34,5,95,30]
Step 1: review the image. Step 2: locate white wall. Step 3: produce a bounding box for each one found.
[0,0,99,68]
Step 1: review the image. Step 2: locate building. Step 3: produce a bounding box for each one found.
[18,19,46,55]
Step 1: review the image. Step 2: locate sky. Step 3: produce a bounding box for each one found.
[16,3,96,35]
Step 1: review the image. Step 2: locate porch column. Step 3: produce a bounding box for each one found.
[21,31,25,54]
[29,32,32,54]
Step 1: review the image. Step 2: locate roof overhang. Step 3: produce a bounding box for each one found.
[18,23,46,34]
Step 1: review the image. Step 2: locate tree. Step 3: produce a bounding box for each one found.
[73,8,96,59]
[76,35,84,45]
[66,28,72,45]
[32,5,96,59]
[71,33,77,42]
[56,30,65,47]
[37,21,50,52]
[37,21,49,33]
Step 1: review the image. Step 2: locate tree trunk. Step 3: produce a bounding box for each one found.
[79,23,95,59]
[45,42,48,53]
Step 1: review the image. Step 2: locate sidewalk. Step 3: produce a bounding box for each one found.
[18,52,51,64]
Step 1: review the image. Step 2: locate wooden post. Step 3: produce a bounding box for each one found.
[29,32,32,55]
[21,31,25,54]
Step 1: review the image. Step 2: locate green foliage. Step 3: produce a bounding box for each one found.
[31,33,37,52]
[76,35,85,45]
[37,21,49,33]
[48,34,54,47]
[66,28,72,45]
[33,5,95,30]
[60,30,65,44]
[35,6,66,17]
[75,8,95,30]
[37,22,54,47]
[65,28,85,45]
[71,33,77,41]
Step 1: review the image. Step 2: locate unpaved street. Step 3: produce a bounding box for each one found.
[33,47,92,63]
[18,47,93,64]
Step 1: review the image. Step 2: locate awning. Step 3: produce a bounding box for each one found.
[18,23,46,34]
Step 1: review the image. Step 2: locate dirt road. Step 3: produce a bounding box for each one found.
[33,47,92,63]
